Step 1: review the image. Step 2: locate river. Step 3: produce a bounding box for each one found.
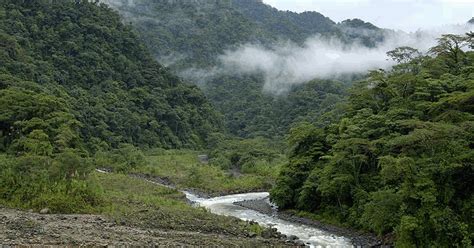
[184,191,352,247]
[97,170,352,247]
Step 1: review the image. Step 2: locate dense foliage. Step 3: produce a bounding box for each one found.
[207,133,286,175]
[204,75,347,138]
[2,2,471,247]
[271,34,474,246]
[1,0,221,151]
[104,0,386,67]
[101,0,384,138]
[232,0,385,47]
[0,0,221,211]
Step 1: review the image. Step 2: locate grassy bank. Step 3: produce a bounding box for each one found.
[131,149,283,195]
[1,170,290,246]
[95,172,264,236]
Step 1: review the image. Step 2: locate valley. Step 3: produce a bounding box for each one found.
[1,0,473,247]
[0,172,289,247]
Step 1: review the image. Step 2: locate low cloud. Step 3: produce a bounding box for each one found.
[217,24,473,94]
[219,37,393,94]
[178,67,220,87]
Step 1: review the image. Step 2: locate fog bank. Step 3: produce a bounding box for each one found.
[218,24,473,94]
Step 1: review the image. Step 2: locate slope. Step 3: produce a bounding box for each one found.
[1,0,221,151]
[100,0,387,138]
[271,34,474,246]
[0,0,221,212]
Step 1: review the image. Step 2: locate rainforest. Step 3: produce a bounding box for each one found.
[1,0,473,247]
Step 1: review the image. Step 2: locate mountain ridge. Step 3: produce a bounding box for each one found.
[100,0,388,67]
[97,0,389,138]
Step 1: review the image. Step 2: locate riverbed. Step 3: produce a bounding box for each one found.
[184,191,352,247]
[97,170,356,247]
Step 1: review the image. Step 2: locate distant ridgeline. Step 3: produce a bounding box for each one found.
[99,0,388,138]
[101,0,387,68]
[0,0,222,152]
[102,0,233,11]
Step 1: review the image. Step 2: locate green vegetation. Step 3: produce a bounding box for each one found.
[1,0,221,151]
[2,1,472,247]
[90,136,287,195]
[106,0,380,138]
[0,0,287,212]
[0,153,101,213]
[0,0,220,212]
[205,76,348,138]
[134,149,283,195]
[207,135,285,174]
[271,34,474,246]
[0,4,285,242]
[96,172,262,236]
[108,0,386,69]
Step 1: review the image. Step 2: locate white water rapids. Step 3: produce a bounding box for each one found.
[184,191,352,248]
[96,170,352,247]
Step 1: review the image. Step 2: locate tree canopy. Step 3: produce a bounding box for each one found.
[102,0,387,138]
[271,34,474,247]
[0,0,221,211]
[1,0,222,152]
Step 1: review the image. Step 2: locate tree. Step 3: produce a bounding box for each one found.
[429,34,468,73]
[271,33,474,247]
[387,46,422,64]
[466,31,474,49]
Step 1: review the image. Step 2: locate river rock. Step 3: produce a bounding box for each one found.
[288,235,298,241]
[247,232,257,238]
[39,208,50,214]
[294,240,306,246]
[261,230,273,239]
[234,199,274,215]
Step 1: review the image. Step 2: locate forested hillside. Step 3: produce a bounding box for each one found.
[204,76,347,137]
[232,0,385,47]
[102,0,386,67]
[271,34,474,246]
[1,0,221,150]
[0,0,221,211]
[100,0,387,138]
[2,1,471,246]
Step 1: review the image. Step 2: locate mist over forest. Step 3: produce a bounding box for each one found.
[218,24,473,94]
[1,0,473,247]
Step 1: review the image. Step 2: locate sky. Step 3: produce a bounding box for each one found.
[263,0,474,32]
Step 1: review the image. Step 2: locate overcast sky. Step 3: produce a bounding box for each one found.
[263,0,474,32]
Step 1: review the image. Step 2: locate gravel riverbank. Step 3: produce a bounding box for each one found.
[95,170,380,247]
[0,207,294,247]
[2,171,303,247]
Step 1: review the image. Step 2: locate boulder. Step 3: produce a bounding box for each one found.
[261,230,273,239]
[39,208,50,214]
[294,240,306,246]
[287,235,298,241]
[247,232,257,238]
